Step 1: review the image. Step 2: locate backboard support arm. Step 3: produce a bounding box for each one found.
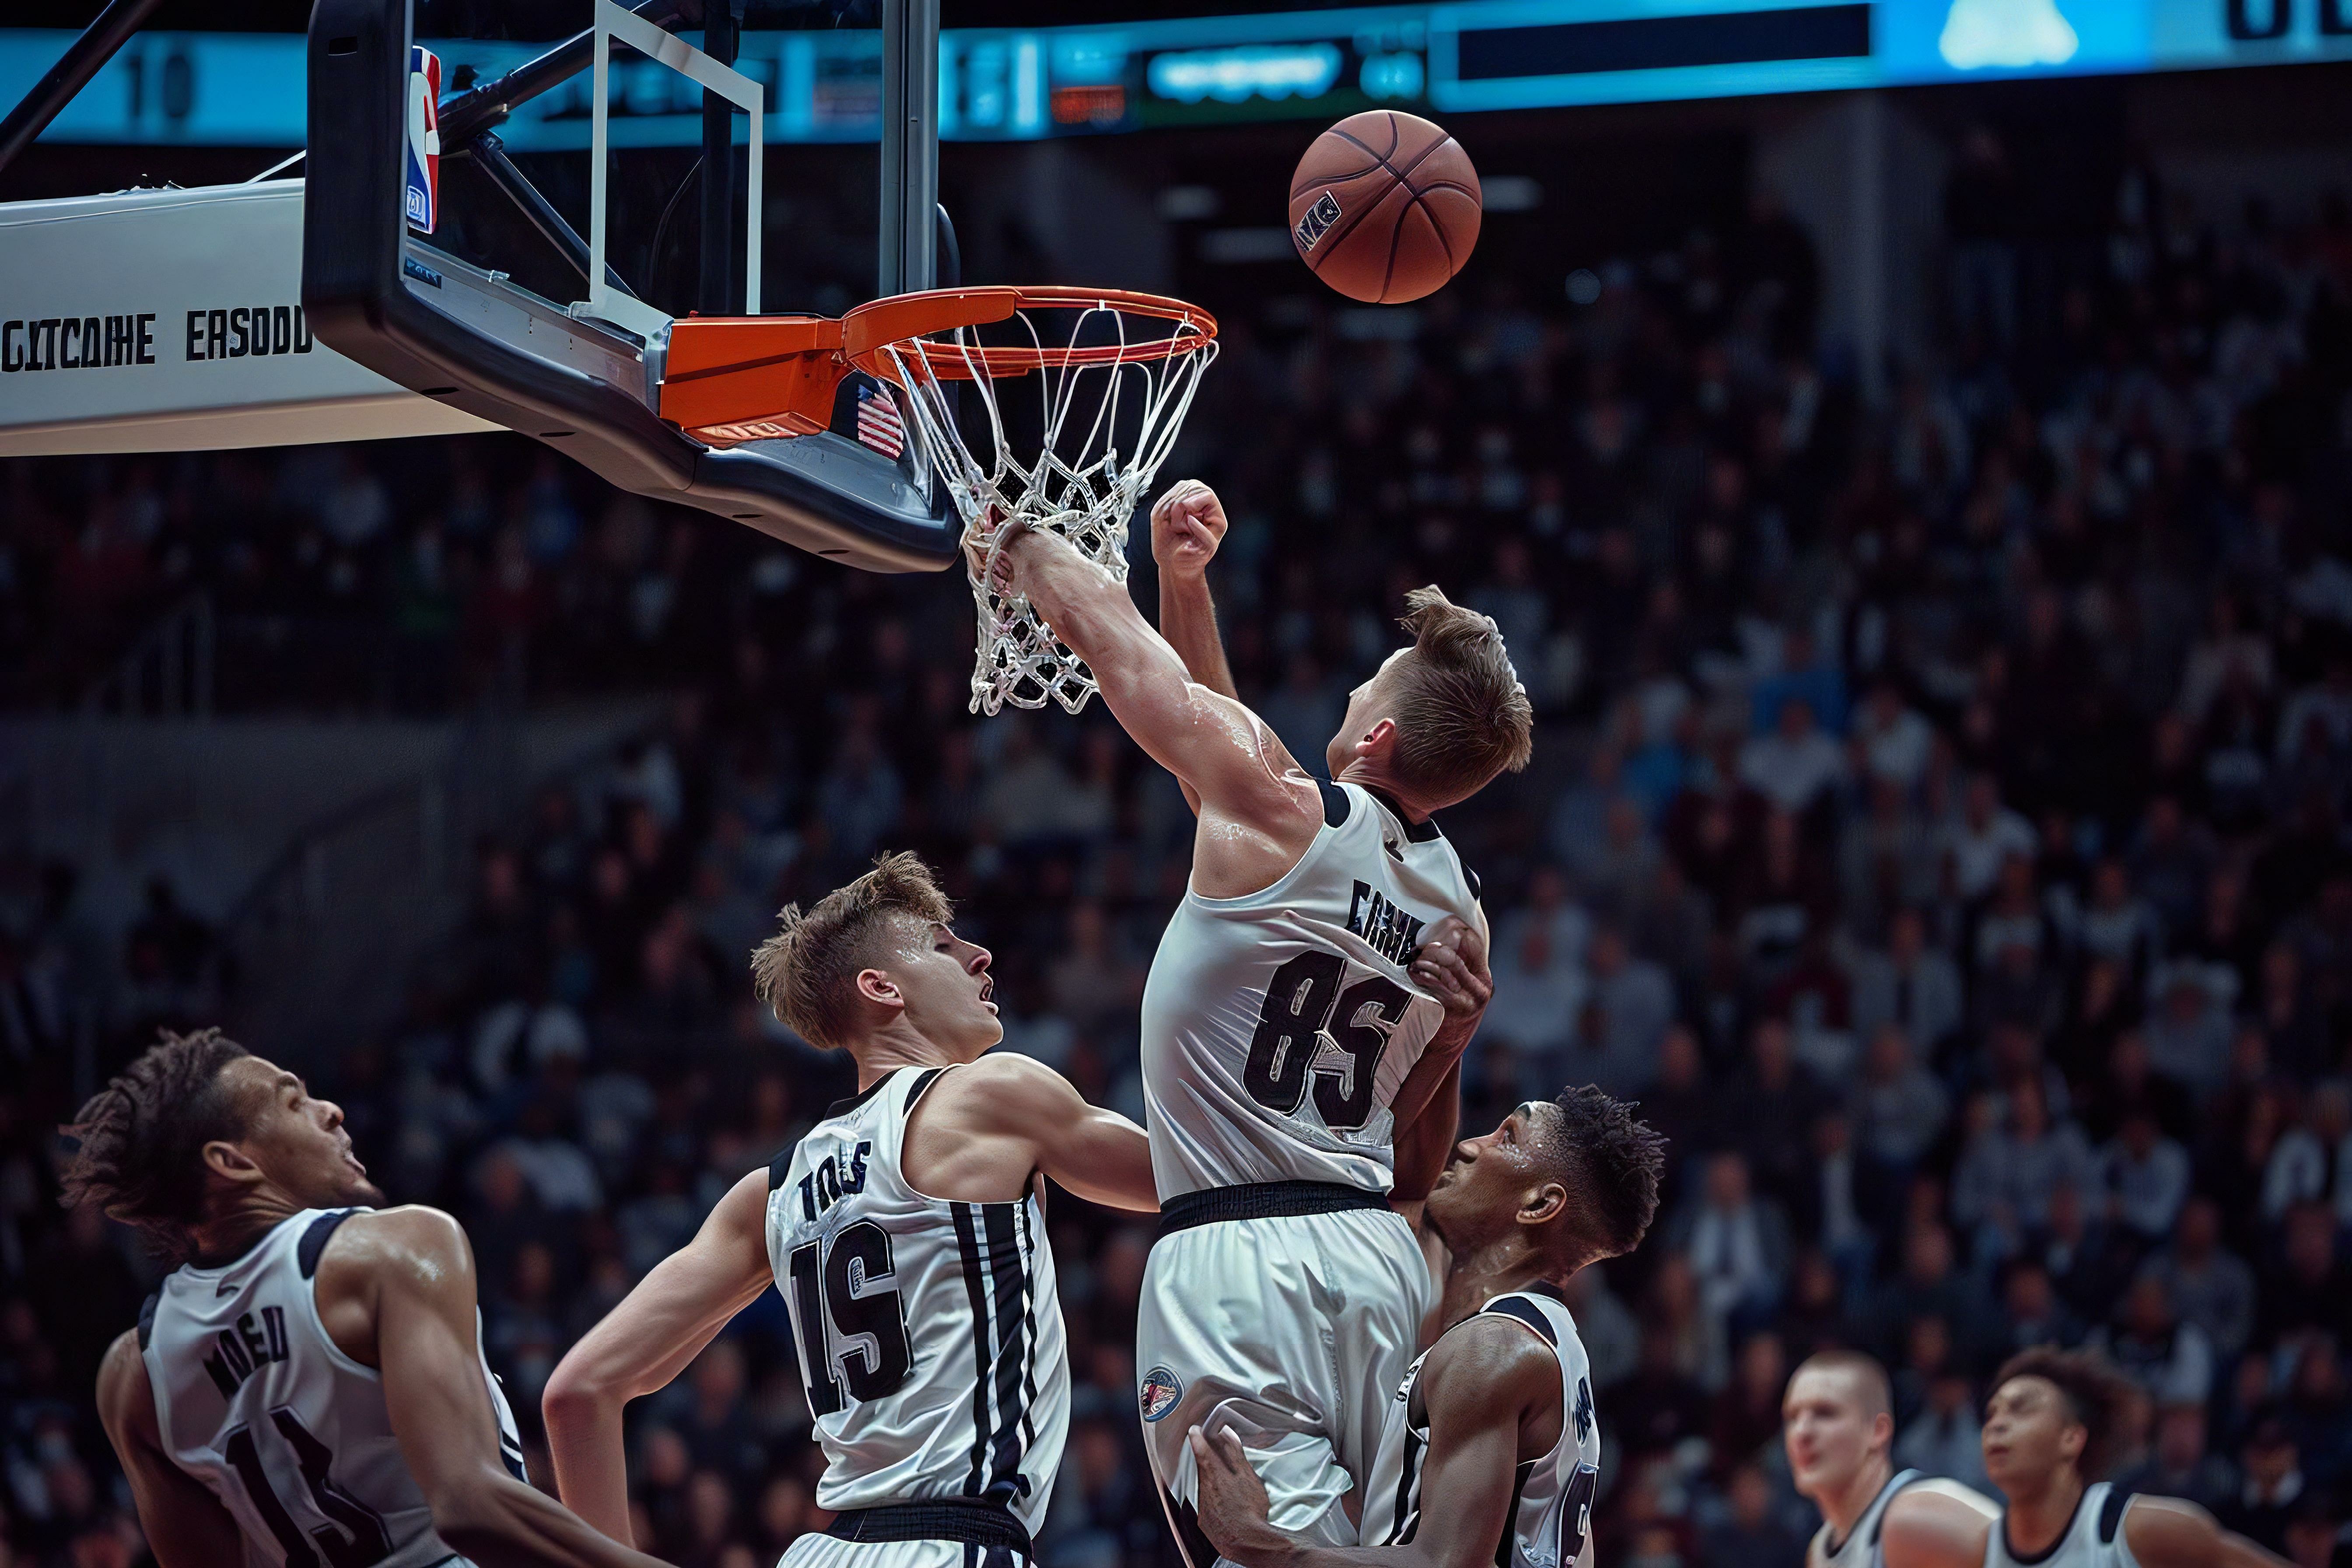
[0,0,166,180]
[699,0,744,315]
[879,0,941,297]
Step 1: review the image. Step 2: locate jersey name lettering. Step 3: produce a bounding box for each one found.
[1346,880,1428,964]
[797,1141,872,1221]
[202,1306,290,1398]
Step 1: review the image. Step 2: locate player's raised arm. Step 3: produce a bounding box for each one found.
[332,1206,682,1568]
[96,1331,248,1568]
[996,519,1322,881]
[1189,1316,1556,1568]
[902,1050,1158,1212]
[1153,480,1241,703]
[541,1172,774,1544]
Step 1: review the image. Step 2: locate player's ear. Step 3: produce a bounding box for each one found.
[855,967,905,1012]
[1355,716,1398,758]
[1871,1410,1894,1448]
[201,1139,266,1186]
[1521,1179,1568,1227]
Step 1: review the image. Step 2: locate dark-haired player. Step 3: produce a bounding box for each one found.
[1187,1086,1665,1568]
[996,480,1529,1557]
[1982,1348,2290,1568]
[71,1029,675,1568]
[1782,1350,1997,1568]
[544,852,1159,1566]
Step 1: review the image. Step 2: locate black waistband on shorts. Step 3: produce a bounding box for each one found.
[1157,1180,1390,1236]
[825,1501,1032,1553]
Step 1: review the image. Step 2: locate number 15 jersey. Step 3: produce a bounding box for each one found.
[766,1067,1069,1535]
[1140,779,1484,1200]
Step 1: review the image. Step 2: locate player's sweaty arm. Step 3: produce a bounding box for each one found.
[542,1174,774,1544]
[1877,1482,1999,1568]
[996,519,1319,896]
[903,1053,1159,1213]
[97,1333,250,1568]
[318,1208,679,1568]
[1389,915,1491,1205]
[1152,480,1242,814]
[1190,1316,1564,1568]
[2122,1496,2294,1568]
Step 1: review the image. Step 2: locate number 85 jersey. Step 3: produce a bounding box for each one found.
[766,1067,1069,1535]
[1140,779,1484,1200]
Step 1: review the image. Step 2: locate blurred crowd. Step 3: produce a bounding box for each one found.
[6,133,2352,1568]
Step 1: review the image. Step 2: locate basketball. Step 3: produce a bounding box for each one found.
[1288,110,1482,305]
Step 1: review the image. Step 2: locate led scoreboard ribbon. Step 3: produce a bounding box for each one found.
[3,0,2350,149]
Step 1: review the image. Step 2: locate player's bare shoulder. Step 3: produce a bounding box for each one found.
[1881,1480,1999,1568]
[1421,1310,1565,1429]
[96,1327,154,1434]
[308,1205,479,1363]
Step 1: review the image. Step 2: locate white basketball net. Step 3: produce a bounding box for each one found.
[871,298,1218,715]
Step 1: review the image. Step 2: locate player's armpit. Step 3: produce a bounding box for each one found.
[2124,1495,2293,1568]
[96,1329,248,1568]
[1878,1481,1998,1568]
[542,1170,774,1543]
[349,1207,677,1568]
[911,1053,1158,1213]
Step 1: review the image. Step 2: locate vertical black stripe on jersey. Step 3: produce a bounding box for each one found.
[1492,1457,1536,1567]
[952,1205,998,1497]
[1013,1200,1043,1450]
[1391,1425,1426,1544]
[980,1204,1032,1502]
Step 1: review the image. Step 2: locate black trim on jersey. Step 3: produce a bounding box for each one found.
[1869,1472,1922,1549]
[1493,1457,1537,1567]
[906,1066,949,1111]
[1482,1295,1559,1348]
[2002,1488,2090,1565]
[1157,1180,1389,1235]
[1316,778,1352,827]
[136,1292,159,1351]
[1161,1488,1221,1568]
[828,1070,901,1120]
[1364,785,1443,843]
[1526,1280,1571,1306]
[297,1209,356,1278]
[1464,864,1482,899]
[952,1205,997,1498]
[2098,1487,2131,1544]
[980,1204,1033,1502]
[1389,1424,1426,1544]
[1012,1201,1043,1454]
[825,1500,1032,1552]
[769,1145,794,1192]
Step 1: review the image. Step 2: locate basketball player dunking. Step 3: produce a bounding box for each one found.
[542,854,1159,1567]
[1782,1351,1998,1568]
[1189,1087,1666,1568]
[73,1029,670,1568]
[1981,1350,2289,1568]
[994,481,1533,1560]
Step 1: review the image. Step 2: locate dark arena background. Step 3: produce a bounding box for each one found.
[5,0,2352,1563]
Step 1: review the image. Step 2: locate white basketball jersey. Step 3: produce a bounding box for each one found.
[1362,1286,1601,1568]
[1984,1485,2144,1568]
[767,1066,1068,1534]
[1811,1469,1922,1568]
[1140,780,1484,1199]
[140,1208,524,1568]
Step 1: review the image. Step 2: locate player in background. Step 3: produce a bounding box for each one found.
[996,479,1527,1560]
[543,853,1159,1566]
[1981,1349,2290,1568]
[71,1028,674,1568]
[1184,1086,1666,1568]
[1781,1351,1998,1568]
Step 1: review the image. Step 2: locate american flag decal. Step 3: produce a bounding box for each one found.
[854,385,906,459]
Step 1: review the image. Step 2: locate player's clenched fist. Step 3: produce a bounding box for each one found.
[1411,914,1492,1022]
[1151,479,1228,579]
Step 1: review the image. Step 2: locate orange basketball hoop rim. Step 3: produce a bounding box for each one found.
[843,285,1218,382]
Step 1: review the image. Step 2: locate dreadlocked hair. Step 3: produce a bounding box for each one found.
[1547,1083,1668,1261]
[750,851,955,1050]
[60,1027,252,1260]
[1384,587,1536,803]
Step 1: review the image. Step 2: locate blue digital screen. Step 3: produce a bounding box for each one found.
[1,0,2348,150]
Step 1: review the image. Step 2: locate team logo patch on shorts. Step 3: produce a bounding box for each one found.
[1140,1366,1183,1423]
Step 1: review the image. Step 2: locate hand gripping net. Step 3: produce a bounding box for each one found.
[850,287,1218,714]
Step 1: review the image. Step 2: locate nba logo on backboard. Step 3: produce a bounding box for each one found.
[405,47,441,233]
[1294,191,1342,251]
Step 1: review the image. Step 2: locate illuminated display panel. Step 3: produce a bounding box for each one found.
[1,0,2349,149]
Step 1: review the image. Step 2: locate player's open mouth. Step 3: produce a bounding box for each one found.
[979,977,997,1013]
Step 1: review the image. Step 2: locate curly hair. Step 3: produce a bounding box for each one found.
[1992,1347,2139,1480]
[750,851,955,1050]
[1544,1083,1668,1264]
[60,1028,253,1260]
[1383,586,1536,805]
